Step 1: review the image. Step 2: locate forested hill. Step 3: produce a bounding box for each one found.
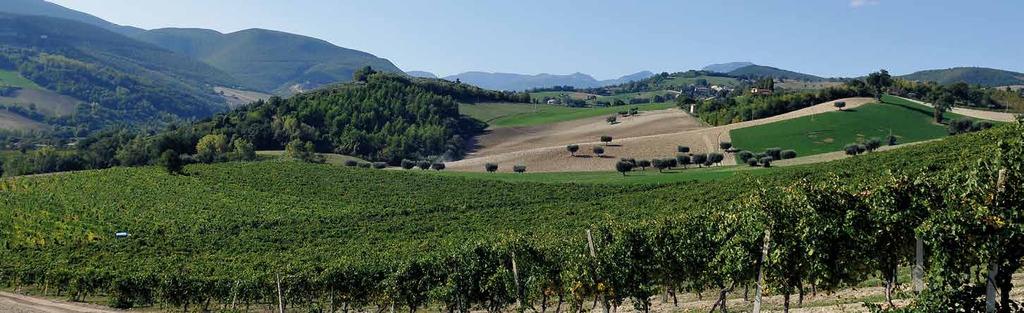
[899,67,1024,87]
[134,27,404,93]
[0,14,235,127]
[180,70,530,163]
[0,0,144,36]
[727,65,825,81]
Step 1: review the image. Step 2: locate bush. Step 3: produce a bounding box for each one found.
[677,146,690,153]
[431,162,446,171]
[484,163,498,172]
[593,146,605,157]
[615,161,634,176]
[765,148,782,160]
[417,160,431,170]
[972,120,993,132]
[719,142,732,150]
[566,144,580,156]
[600,136,613,144]
[400,159,416,169]
[747,158,759,167]
[676,154,691,168]
[606,116,617,124]
[887,135,898,146]
[780,150,797,159]
[948,118,973,135]
[865,137,882,152]
[759,157,772,168]
[844,144,861,156]
[158,150,182,175]
[637,159,651,170]
[708,153,724,165]
[736,150,754,163]
[344,160,359,167]
[513,164,526,173]
[691,153,708,167]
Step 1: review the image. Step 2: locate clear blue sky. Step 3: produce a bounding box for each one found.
[50,0,1024,79]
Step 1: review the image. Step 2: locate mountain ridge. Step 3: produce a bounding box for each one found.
[899,67,1024,87]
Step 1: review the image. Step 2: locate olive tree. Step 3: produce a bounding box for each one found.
[513,164,527,174]
[676,154,691,169]
[677,146,690,153]
[567,144,580,156]
[865,138,882,152]
[601,136,613,144]
[417,160,431,170]
[719,142,732,150]
[780,150,797,160]
[606,116,617,124]
[708,153,724,166]
[593,146,605,157]
[765,148,783,161]
[691,153,708,167]
[401,159,416,169]
[834,101,846,111]
[485,163,498,172]
[372,162,387,169]
[431,162,446,171]
[615,161,634,176]
[637,160,651,171]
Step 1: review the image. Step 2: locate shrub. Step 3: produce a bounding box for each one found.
[759,157,772,168]
[485,163,498,172]
[708,153,724,165]
[637,159,651,170]
[719,142,732,150]
[158,150,182,175]
[691,153,708,167]
[972,120,993,131]
[593,146,605,157]
[417,160,431,170]
[887,135,898,146]
[615,161,634,176]
[747,158,759,167]
[400,159,416,169]
[600,136,613,144]
[844,144,861,156]
[372,162,388,169]
[513,164,527,173]
[865,137,882,152]
[606,116,617,124]
[765,148,782,160]
[736,150,754,163]
[566,144,580,156]
[677,146,690,153]
[431,162,446,171]
[344,160,359,167]
[780,150,797,159]
[948,118,973,135]
[676,154,691,168]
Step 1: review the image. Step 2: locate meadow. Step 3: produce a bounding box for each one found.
[0,70,42,89]
[729,96,976,157]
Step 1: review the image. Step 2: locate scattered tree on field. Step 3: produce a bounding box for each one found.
[637,160,651,171]
[747,158,759,167]
[593,146,605,157]
[887,135,898,146]
[158,150,182,174]
[709,153,724,166]
[417,160,431,170]
[485,163,498,173]
[401,159,416,169]
[780,150,797,159]
[737,150,755,164]
[676,154,691,169]
[344,160,359,167]
[866,69,893,100]
[607,116,617,124]
[513,164,527,174]
[652,159,669,172]
[865,138,882,152]
[431,162,446,171]
[691,153,708,167]
[834,101,846,111]
[616,161,634,176]
[601,136,613,144]
[567,144,580,156]
[719,142,732,150]
[759,157,772,168]
[765,148,783,161]
[677,146,690,153]
[372,162,387,169]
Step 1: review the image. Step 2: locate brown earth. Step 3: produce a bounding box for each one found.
[448,98,874,173]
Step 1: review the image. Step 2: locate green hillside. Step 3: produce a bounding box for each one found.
[730,96,976,157]
[134,28,403,93]
[900,67,1024,87]
[727,65,824,81]
[0,14,237,132]
[0,69,40,89]
[0,0,144,36]
[0,124,1013,310]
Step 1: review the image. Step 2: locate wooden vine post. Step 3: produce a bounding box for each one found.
[986,169,1008,313]
[753,229,771,313]
[511,250,523,311]
[586,229,609,313]
[276,273,284,313]
[913,236,924,293]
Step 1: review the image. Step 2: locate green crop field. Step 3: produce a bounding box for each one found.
[0,70,42,90]
[466,101,676,128]
[730,96,980,158]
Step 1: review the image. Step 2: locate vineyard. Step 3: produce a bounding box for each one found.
[1,123,1022,312]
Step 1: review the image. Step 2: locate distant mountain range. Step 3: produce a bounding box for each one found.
[442,71,655,91]
[0,0,144,36]
[727,65,825,81]
[899,67,1024,87]
[702,62,755,73]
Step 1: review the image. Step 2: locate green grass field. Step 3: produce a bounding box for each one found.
[730,96,977,157]
[462,101,676,128]
[0,70,42,90]
[426,164,768,184]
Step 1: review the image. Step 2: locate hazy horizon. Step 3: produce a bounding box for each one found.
[48,0,1024,80]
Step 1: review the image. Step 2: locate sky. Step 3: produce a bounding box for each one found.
[49,0,1024,80]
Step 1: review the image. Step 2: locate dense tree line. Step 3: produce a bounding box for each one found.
[687,82,874,126]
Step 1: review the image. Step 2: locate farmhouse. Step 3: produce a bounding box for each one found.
[751,87,773,95]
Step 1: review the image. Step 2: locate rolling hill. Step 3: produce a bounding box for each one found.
[728,64,824,81]
[899,67,1024,87]
[0,0,144,36]
[133,27,404,93]
[407,70,438,78]
[0,13,236,131]
[702,61,755,73]
[443,71,654,91]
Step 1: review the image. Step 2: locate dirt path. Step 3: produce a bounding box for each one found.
[448,98,874,172]
[897,95,1018,122]
[0,292,117,313]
